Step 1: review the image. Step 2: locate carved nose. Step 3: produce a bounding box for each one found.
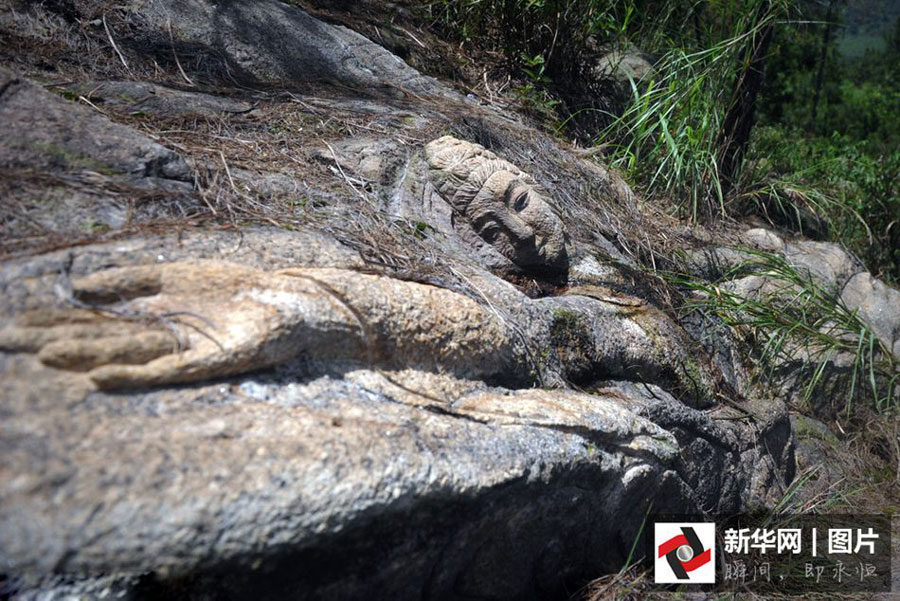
[497,213,535,248]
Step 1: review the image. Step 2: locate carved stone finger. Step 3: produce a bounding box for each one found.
[0,327,51,353]
[37,331,177,371]
[18,308,112,327]
[72,266,165,305]
[0,322,147,353]
[88,347,240,390]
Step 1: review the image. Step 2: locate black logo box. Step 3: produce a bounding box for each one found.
[644,513,892,593]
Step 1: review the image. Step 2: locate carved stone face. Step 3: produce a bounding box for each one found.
[425,136,568,273]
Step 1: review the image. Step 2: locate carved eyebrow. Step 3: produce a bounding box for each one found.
[503,181,527,206]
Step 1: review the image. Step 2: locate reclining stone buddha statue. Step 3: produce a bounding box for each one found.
[0,137,719,399]
[424,136,569,275]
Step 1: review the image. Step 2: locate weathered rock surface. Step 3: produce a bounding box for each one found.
[841,271,900,356]
[131,0,448,95]
[0,230,792,599]
[596,46,656,88]
[0,67,197,251]
[681,230,860,292]
[741,227,786,252]
[65,80,254,118]
[0,69,190,182]
[785,239,860,292]
[0,368,687,599]
[682,227,900,362]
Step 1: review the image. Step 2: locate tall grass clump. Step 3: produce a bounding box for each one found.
[669,249,898,414]
[601,0,786,221]
[602,45,728,220]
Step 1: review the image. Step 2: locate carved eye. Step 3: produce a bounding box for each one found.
[513,192,529,212]
[482,226,500,243]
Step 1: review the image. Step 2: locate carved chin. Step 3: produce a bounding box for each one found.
[538,247,568,272]
[510,236,568,273]
[541,246,568,269]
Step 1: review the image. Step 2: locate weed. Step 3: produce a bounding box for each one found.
[516,53,561,120]
[550,307,597,384]
[551,307,582,331]
[86,221,111,234]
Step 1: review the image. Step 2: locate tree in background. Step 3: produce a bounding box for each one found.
[809,0,841,126]
[719,0,777,197]
[753,6,900,281]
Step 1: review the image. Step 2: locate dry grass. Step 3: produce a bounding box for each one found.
[65,85,495,295]
[1,0,729,295]
[1,5,689,300]
[814,411,900,513]
[581,565,656,601]
[0,168,208,260]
